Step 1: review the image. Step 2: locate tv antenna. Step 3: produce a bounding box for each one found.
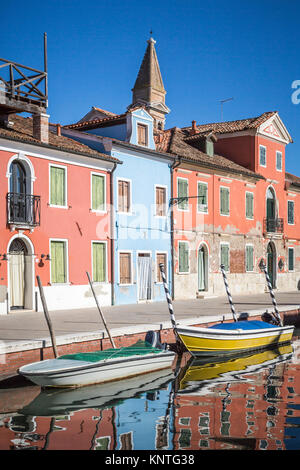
[219,97,233,121]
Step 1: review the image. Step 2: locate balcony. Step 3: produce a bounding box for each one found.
[7,193,41,228]
[263,217,284,234]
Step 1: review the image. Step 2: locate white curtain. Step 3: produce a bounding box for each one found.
[198,249,205,291]
[138,256,152,300]
[9,254,25,307]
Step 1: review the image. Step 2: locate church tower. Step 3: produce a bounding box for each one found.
[129,37,170,130]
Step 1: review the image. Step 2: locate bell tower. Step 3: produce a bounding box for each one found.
[129,36,170,130]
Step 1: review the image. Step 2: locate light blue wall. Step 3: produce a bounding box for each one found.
[112,146,172,305]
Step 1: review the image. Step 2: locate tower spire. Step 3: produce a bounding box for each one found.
[129,36,170,130]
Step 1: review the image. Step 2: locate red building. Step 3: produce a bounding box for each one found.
[155,111,300,299]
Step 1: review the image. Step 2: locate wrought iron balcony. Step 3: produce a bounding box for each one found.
[263,217,284,233]
[7,192,41,227]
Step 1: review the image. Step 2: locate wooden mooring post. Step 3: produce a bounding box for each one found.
[36,275,58,358]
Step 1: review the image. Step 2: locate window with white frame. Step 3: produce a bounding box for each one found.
[178,241,189,273]
[137,123,148,146]
[156,252,167,282]
[197,182,208,212]
[259,145,266,167]
[118,179,131,213]
[50,240,68,284]
[50,165,67,207]
[276,151,282,171]
[155,186,167,217]
[288,247,294,271]
[220,243,229,272]
[91,173,105,211]
[245,192,254,219]
[119,252,132,284]
[220,187,230,216]
[177,178,189,211]
[245,245,254,272]
[288,200,295,225]
[92,242,107,282]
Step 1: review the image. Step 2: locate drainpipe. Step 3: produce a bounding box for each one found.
[110,163,117,305]
[170,157,181,300]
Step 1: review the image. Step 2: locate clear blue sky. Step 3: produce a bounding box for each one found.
[1,0,300,176]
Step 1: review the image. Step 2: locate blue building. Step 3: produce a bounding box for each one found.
[62,38,175,305]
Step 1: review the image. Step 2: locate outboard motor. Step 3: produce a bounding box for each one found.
[145,330,167,350]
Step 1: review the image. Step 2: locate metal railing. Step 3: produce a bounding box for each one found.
[7,193,41,226]
[263,217,284,233]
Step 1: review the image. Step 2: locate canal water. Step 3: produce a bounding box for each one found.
[1,333,300,451]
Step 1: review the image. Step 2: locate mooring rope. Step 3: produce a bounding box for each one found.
[220,264,238,322]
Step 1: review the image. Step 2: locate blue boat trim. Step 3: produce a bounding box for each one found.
[209,320,277,331]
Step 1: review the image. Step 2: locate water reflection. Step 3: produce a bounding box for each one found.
[1,337,300,450]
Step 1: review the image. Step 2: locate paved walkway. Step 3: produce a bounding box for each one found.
[0,291,299,353]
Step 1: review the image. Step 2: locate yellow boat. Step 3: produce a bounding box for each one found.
[177,320,294,357]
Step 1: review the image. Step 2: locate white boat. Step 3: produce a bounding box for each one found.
[19,367,175,416]
[18,340,176,389]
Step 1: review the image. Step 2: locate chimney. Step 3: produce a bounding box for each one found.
[32,112,49,144]
[190,120,197,135]
[56,123,61,136]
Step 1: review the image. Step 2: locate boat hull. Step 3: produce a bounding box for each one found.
[177,324,295,356]
[18,351,176,388]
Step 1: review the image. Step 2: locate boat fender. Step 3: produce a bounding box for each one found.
[145,330,163,349]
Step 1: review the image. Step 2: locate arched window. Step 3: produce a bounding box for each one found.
[10,161,27,194]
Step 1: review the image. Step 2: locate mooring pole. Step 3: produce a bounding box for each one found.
[260,263,283,326]
[36,275,58,358]
[159,264,181,346]
[86,271,116,348]
[220,264,238,322]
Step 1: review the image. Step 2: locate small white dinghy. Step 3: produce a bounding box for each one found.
[18,339,176,389]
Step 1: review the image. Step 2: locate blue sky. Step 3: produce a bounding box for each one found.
[1,0,300,176]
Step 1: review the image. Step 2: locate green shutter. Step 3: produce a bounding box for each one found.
[92,243,106,282]
[179,242,189,273]
[198,183,207,212]
[178,179,188,210]
[50,166,65,206]
[288,248,294,271]
[51,241,66,283]
[221,244,229,271]
[220,188,229,215]
[92,174,105,211]
[246,246,254,272]
[288,201,294,224]
[246,193,254,219]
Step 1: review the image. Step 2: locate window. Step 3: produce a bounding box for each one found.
[156,253,167,282]
[178,241,189,273]
[137,123,147,146]
[155,186,167,217]
[50,165,66,206]
[220,187,230,216]
[259,145,266,167]
[197,182,208,212]
[220,244,229,272]
[288,200,295,225]
[50,240,67,284]
[91,174,105,211]
[245,245,254,272]
[118,179,131,213]
[177,178,189,211]
[119,252,132,284]
[288,247,294,271]
[92,242,106,282]
[246,192,254,219]
[276,151,282,171]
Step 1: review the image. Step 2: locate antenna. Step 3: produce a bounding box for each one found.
[219,97,233,121]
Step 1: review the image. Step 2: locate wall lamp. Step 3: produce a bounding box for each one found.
[41,254,51,261]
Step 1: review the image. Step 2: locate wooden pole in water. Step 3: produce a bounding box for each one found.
[36,275,58,358]
[260,263,283,326]
[86,271,116,348]
[220,264,238,322]
[159,263,181,346]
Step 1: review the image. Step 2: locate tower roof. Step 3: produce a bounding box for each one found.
[132,37,165,94]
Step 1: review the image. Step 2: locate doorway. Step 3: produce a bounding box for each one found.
[137,253,152,301]
[8,237,34,311]
[267,242,276,288]
[198,244,208,292]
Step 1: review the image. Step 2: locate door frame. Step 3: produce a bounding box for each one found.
[136,251,153,302]
[267,241,277,288]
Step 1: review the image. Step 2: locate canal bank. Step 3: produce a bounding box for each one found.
[0,291,299,376]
